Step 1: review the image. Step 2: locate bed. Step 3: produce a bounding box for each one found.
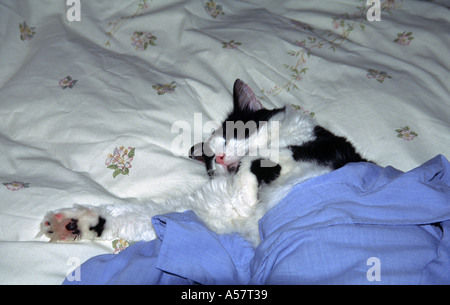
[0,0,449,285]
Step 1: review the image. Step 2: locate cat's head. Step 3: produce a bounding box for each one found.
[189,79,284,177]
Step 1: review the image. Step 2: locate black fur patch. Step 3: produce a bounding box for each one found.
[250,159,282,186]
[65,218,78,231]
[289,125,368,170]
[65,218,80,235]
[89,217,106,237]
[189,143,216,178]
[222,107,285,139]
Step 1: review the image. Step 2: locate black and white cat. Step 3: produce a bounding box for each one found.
[38,79,368,246]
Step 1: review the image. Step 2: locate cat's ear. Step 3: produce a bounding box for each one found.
[233,79,263,112]
[189,142,216,178]
[189,142,215,163]
[189,142,206,163]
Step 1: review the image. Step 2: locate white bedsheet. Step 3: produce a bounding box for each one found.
[0,0,449,284]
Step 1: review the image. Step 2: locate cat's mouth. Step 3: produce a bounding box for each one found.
[188,143,241,177]
[215,154,241,172]
[221,162,240,173]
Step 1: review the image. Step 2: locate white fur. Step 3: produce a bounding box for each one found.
[38,107,331,246]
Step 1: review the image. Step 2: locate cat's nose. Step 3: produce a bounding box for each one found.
[216,154,226,165]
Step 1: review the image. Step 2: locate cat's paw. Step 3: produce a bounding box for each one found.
[230,157,260,216]
[37,204,106,242]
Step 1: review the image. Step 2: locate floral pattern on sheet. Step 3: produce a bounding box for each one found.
[396,126,418,141]
[381,0,402,12]
[153,82,176,95]
[131,31,157,51]
[222,40,241,49]
[367,69,392,83]
[263,1,402,96]
[59,76,78,89]
[112,238,131,254]
[3,181,30,191]
[205,1,224,18]
[291,104,315,118]
[19,22,36,41]
[262,45,310,95]
[332,0,401,33]
[106,146,136,178]
[394,31,414,46]
[106,0,150,47]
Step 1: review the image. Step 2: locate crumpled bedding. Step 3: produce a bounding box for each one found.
[64,155,450,285]
[1,0,449,284]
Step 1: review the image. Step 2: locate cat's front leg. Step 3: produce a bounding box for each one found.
[230,157,261,217]
[230,157,282,217]
[37,204,107,242]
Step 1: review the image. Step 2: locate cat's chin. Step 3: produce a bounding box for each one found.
[225,162,240,173]
[213,163,234,176]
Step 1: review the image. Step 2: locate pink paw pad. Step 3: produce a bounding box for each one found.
[41,213,81,242]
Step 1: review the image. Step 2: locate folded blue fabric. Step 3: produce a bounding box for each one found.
[64,211,254,285]
[252,154,450,284]
[64,155,450,285]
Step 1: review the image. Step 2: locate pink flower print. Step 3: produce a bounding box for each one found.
[138,0,149,10]
[105,152,118,167]
[205,1,224,18]
[291,104,315,118]
[112,239,131,254]
[106,146,135,178]
[331,17,345,30]
[395,126,418,141]
[382,0,399,12]
[3,181,30,191]
[222,40,241,49]
[367,69,392,83]
[19,22,36,41]
[59,76,78,89]
[152,81,176,95]
[131,31,157,51]
[333,20,340,29]
[295,40,306,48]
[116,147,133,170]
[394,31,414,46]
